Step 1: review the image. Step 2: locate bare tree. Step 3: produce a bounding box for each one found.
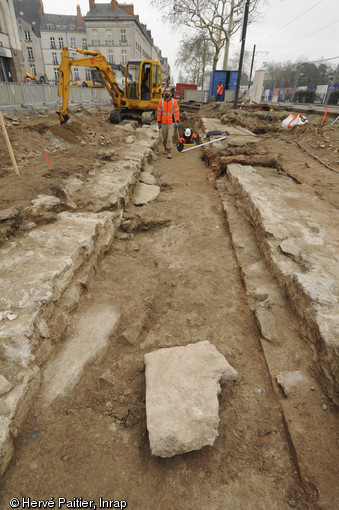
[175,32,214,85]
[151,0,264,69]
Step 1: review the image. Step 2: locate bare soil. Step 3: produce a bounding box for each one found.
[0,103,338,509]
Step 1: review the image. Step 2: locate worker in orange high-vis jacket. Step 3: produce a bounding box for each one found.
[157,86,180,159]
[216,81,223,102]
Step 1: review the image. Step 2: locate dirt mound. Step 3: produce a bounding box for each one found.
[0,108,118,246]
[48,120,85,144]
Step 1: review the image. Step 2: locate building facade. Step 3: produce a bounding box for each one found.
[40,7,88,85]
[13,0,45,80]
[1,0,170,85]
[84,0,169,84]
[0,0,24,81]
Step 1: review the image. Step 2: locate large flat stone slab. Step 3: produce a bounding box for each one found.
[145,340,238,458]
[40,303,120,408]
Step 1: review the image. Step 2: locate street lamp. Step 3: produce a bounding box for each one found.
[291,63,304,103]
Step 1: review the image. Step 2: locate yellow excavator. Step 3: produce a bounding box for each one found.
[56,47,163,124]
[25,71,48,84]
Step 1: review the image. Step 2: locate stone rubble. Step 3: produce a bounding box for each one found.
[0,123,159,476]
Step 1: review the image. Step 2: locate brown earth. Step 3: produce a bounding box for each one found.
[0,103,338,509]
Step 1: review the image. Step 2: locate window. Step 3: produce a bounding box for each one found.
[93,30,99,44]
[27,47,34,60]
[47,24,54,30]
[153,65,160,88]
[70,37,76,48]
[69,25,75,30]
[106,30,112,44]
[73,68,80,81]
[58,37,64,49]
[30,64,36,76]
[86,69,91,80]
[82,38,88,50]
[24,30,31,41]
[50,37,56,49]
[120,29,126,43]
[121,50,127,65]
[108,50,114,64]
[52,52,58,65]
[54,68,59,81]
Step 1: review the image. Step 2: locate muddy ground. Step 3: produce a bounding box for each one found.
[0,103,338,509]
[0,103,338,240]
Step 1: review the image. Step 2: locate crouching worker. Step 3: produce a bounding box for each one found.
[180,127,197,145]
[177,127,197,152]
[157,87,180,159]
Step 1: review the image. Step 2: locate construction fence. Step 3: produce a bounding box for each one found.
[0,82,110,109]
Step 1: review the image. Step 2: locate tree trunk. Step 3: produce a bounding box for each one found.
[223,34,231,69]
[223,0,235,69]
[213,50,220,70]
[201,38,207,87]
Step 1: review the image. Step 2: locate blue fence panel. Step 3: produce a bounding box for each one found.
[208,70,239,101]
[228,71,238,90]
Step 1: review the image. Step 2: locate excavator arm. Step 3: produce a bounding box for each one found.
[56,47,124,124]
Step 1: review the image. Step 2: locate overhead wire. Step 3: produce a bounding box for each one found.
[258,0,325,45]
[271,20,339,54]
[311,55,339,62]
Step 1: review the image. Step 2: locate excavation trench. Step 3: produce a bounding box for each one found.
[0,106,338,509]
[0,137,312,509]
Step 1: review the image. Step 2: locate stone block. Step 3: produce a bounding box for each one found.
[145,340,238,458]
[276,371,308,397]
[0,416,14,477]
[0,208,19,222]
[140,172,156,185]
[0,375,13,396]
[132,183,160,205]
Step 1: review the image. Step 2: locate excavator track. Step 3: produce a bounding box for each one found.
[109,109,155,124]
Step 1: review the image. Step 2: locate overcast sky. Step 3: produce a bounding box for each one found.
[42,0,339,80]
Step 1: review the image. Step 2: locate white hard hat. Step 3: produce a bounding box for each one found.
[184,128,191,137]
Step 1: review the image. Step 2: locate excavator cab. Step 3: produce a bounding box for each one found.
[109,59,163,123]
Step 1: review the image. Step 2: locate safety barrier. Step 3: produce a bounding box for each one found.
[0,82,23,106]
[0,82,111,108]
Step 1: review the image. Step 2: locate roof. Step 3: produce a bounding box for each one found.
[84,4,153,44]
[40,14,86,32]
[13,0,43,37]
[84,4,133,19]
